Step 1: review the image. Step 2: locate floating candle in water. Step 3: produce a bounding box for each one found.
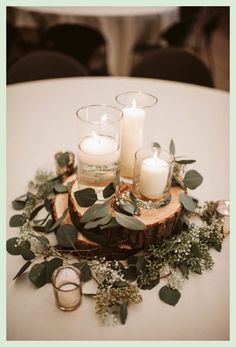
[78,132,120,166]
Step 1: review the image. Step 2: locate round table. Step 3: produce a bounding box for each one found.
[7,6,180,76]
[7,77,229,340]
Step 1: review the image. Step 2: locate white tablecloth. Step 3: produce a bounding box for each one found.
[7,77,229,340]
[8,6,179,76]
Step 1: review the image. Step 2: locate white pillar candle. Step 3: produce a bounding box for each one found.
[120,99,146,177]
[78,133,120,166]
[139,157,169,200]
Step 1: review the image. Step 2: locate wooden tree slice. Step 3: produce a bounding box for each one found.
[53,175,185,259]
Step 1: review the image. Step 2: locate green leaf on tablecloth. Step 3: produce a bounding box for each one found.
[49,208,68,231]
[54,184,68,193]
[175,159,196,165]
[84,214,112,229]
[13,260,32,280]
[115,212,146,230]
[74,188,98,207]
[72,262,92,282]
[12,194,27,210]
[29,262,47,288]
[159,285,181,306]
[57,152,69,167]
[21,248,35,260]
[80,203,110,223]
[183,170,203,190]
[29,258,63,288]
[179,263,189,279]
[30,204,45,220]
[9,214,25,227]
[103,182,115,198]
[169,139,175,155]
[119,302,128,325]
[7,238,23,255]
[57,224,78,247]
[179,193,197,212]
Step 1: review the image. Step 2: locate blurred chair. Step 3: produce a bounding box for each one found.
[131,48,214,88]
[160,16,198,48]
[7,50,89,84]
[42,24,107,75]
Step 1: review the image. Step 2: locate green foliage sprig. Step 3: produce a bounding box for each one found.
[6,147,224,325]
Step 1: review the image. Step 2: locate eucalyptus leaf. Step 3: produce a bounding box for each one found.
[30,204,45,220]
[84,214,112,229]
[99,218,119,229]
[29,262,47,288]
[74,188,98,207]
[12,199,26,210]
[57,224,78,247]
[80,203,109,223]
[175,159,196,165]
[103,182,115,198]
[72,262,92,282]
[159,285,181,306]
[119,302,128,325]
[9,214,25,227]
[213,241,222,252]
[7,238,22,255]
[139,277,159,290]
[183,170,203,190]
[120,202,135,216]
[29,258,63,287]
[122,267,138,282]
[49,208,68,231]
[21,248,35,260]
[179,193,197,212]
[44,198,53,212]
[179,264,189,278]
[57,152,69,167]
[169,139,175,155]
[54,184,68,193]
[115,212,146,231]
[13,260,32,280]
[34,235,49,245]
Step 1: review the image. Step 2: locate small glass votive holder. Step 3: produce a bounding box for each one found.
[116,92,158,179]
[51,265,82,311]
[76,105,123,189]
[132,147,174,208]
[216,200,230,234]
